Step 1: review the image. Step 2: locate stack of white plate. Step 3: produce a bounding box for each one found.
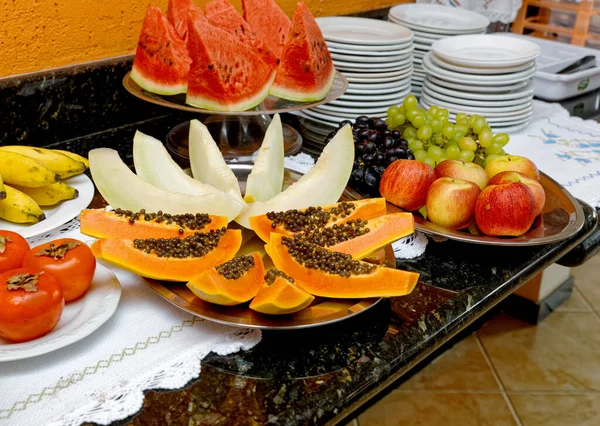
[301,16,413,127]
[388,4,489,96]
[420,35,541,133]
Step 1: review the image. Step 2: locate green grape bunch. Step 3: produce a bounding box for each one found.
[386,95,510,168]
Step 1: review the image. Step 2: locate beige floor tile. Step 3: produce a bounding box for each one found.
[478,313,600,391]
[555,287,590,312]
[509,394,600,426]
[358,391,516,426]
[572,253,600,312]
[400,334,499,391]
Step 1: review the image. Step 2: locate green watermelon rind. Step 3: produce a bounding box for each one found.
[185,72,276,112]
[131,65,188,96]
[270,69,336,103]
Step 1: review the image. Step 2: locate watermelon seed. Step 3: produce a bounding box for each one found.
[208,64,213,70]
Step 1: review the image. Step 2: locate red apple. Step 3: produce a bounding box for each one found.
[475,181,537,236]
[434,159,489,190]
[426,177,481,230]
[380,160,436,211]
[485,155,540,181]
[488,171,545,217]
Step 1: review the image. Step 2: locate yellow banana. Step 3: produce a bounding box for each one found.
[0,174,5,200]
[0,185,45,224]
[0,146,87,179]
[11,182,79,206]
[52,149,89,169]
[0,151,59,187]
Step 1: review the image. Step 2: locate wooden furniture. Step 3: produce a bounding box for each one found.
[512,0,599,46]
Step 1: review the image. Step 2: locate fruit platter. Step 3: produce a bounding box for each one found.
[0,146,94,238]
[322,95,584,246]
[124,0,348,115]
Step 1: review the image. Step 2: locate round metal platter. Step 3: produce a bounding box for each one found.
[388,172,584,246]
[122,71,349,115]
[142,165,394,330]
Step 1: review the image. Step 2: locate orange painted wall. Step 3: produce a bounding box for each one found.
[0,0,409,78]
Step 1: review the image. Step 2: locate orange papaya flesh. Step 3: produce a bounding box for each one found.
[249,274,315,315]
[186,252,265,306]
[294,213,414,260]
[265,233,419,299]
[80,208,228,240]
[249,198,387,243]
[91,228,242,281]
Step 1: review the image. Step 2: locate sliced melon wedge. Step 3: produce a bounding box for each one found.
[89,148,244,221]
[133,130,221,196]
[188,120,244,202]
[245,113,284,203]
[235,124,354,228]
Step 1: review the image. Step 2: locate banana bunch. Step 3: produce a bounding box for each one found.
[0,146,88,224]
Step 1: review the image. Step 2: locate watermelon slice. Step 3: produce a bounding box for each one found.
[186,8,275,111]
[242,0,290,60]
[131,5,191,95]
[205,0,278,69]
[167,0,202,42]
[270,2,336,102]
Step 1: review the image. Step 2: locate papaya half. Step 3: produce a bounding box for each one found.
[265,233,419,299]
[249,198,387,243]
[186,252,265,306]
[80,208,228,240]
[249,269,315,315]
[91,228,242,281]
[293,212,414,259]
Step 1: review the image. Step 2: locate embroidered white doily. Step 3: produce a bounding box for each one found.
[1,227,261,426]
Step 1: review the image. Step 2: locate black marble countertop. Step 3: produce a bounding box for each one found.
[40,113,599,426]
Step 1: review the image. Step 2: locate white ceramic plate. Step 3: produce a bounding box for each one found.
[413,42,432,52]
[0,263,121,362]
[427,75,531,93]
[330,52,411,64]
[304,107,389,122]
[334,56,412,70]
[346,73,412,84]
[342,67,413,80]
[423,53,537,84]
[317,16,413,45]
[491,122,530,134]
[432,35,541,67]
[389,17,487,36]
[329,94,409,108]
[345,84,412,98]
[325,39,413,52]
[348,75,412,91]
[429,53,536,75]
[1,174,94,239]
[328,45,413,56]
[313,92,410,113]
[389,4,490,32]
[413,35,437,45]
[424,78,535,100]
[422,83,534,107]
[420,92,533,115]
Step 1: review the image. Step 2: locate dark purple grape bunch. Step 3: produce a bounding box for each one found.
[325,116,414,196]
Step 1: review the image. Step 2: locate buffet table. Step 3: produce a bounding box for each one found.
[2,110,593,426]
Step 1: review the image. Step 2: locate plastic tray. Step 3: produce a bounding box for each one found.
[501,33,600,101]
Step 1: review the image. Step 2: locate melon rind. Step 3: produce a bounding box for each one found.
[186,72,275,112]
[270,69,336,103]
[131,65,188,96]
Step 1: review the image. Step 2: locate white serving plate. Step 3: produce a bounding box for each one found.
[421,93,533,115]
[413,42,432,52]
[430,53,536,75]
[413,35,437,45]
[422,83,534,107]
[427,75,531,93]
[346,73,412,84]
[330,52,411,64]
[388,4,490,33]
[334,56,412,70]
[1,174,94,239]
[325,39,413,52]
[432,35,541,68]
[317,16,413,45]
[346,83,411,96]
[423,53,537,84]
[313,92,410,114]
[327,44,413,56]
[348,75,412,90]
[424,78,535,100]
[0,263,121,362]
[491,121,530,134]
[329,94,409,108]
[341,67,413,80]
[304,107,389,122]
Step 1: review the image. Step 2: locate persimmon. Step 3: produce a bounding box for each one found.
[0,230,29,274]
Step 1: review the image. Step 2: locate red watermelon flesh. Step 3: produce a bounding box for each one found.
[205,0,278,69]
[242,0,290,60]
[270,1,335,102]
[131,5,192,96]
[186,8,275,111]
[167,0,201,42]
